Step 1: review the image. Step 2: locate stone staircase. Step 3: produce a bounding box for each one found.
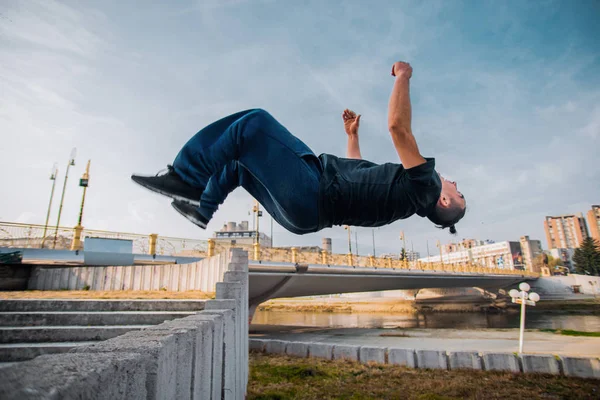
[0,299,206,363]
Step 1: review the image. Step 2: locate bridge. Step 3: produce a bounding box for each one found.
[1,221,537,313]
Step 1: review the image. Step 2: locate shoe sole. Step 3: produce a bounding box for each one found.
[171,202,207,230]
[131,176,201,206]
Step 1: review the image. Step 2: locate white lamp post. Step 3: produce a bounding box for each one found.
[509,282,541,353]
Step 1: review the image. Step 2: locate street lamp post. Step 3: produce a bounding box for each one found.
[252,200,263,259]
[42,163,58,248]
[71,160,91,251]
[509,283,541,353]
[53,148,77,249]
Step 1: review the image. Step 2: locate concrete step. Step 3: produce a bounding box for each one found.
[0,311,195,327]
[0,341,99,362]
[0,299,207,312]
[0,325,150,344]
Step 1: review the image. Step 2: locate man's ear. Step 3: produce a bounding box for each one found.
[437,194,450,208]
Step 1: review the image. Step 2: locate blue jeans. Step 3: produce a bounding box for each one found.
[173,109,322,234]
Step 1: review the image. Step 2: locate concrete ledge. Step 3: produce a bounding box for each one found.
[560,356,600,379]
[388,348,417,368]
[0,342,97,363]
[521,354,561,375]
[0,325,145,343]
[286,342,309,358]
[308,343,333,360]
[0,299,207,312]
[482,352,520,373]
[333,344,359,361]
[416,350,448,370]
[448,351,482,370]
[359,346,386,364]
[0,352,146,400]
[264,339,287,354]
[73,329,179,399]
[249,339,267,352]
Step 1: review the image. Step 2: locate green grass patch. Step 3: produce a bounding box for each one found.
[249,352,599,400]
[539,328,600,337]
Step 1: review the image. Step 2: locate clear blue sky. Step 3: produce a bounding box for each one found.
[1,0,598,256]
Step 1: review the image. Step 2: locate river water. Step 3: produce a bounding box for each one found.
[253,310,600,332]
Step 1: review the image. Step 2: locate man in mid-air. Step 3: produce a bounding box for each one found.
[132,61,466,235]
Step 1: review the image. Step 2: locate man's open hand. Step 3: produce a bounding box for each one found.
[342,109,361,136]
[391,61,412,79]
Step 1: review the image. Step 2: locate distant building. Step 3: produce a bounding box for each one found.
[442,239,494,253]
[419,241,526,270]
[587,205,600,243]
[544,214,589,250]
[405,250,421,261]
[213,221,272,247]
[519,235,543,273]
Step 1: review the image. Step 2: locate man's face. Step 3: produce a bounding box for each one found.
[439,174,466,209]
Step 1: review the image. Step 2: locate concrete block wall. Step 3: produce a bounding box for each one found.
[28,252,230,292]
[1,249,250,400]
[251,339,600,379]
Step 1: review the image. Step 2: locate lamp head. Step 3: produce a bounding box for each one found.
[519,282,531,292]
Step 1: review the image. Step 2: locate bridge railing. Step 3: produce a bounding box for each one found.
[0,221,208,256]
[211,241,539,277]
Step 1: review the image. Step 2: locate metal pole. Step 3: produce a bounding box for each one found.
[42,165,58,248]
[270,216,273,247]
[372,229,376,257]
[519,291,526,353]
[355,231,358,257]
[53,150,75,249]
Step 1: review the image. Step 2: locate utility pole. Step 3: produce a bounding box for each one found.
[42,163,58,248]
[53,148,76,249]
[354,231,358,257]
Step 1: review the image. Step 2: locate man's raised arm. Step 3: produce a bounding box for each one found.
[342,109,362,159]
[387,62,426,169]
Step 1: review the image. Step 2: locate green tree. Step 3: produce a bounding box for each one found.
[400,248,407,261]
[573,238,600,276]
[548,255,564,268]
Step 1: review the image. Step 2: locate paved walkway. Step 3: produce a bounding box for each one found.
[250,325,600,357]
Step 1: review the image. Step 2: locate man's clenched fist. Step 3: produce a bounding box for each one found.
[391,61,412,79]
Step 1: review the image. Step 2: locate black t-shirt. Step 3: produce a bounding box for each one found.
[317,154,442,230]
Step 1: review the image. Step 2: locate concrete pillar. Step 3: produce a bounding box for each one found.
[368,255,374,267]
[291,247,298,263]
[347,253,353,266]
[321,250,328,264]
[70,225,83,251]
[253,242,260,260]
[208,239,215,257]
[386,257,392,268]
[149,233,158,255]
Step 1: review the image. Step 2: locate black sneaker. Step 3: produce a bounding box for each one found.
[171,200,209,229]
[131,165,202,206]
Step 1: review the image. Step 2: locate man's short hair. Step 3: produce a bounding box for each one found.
[427,201,466,235]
